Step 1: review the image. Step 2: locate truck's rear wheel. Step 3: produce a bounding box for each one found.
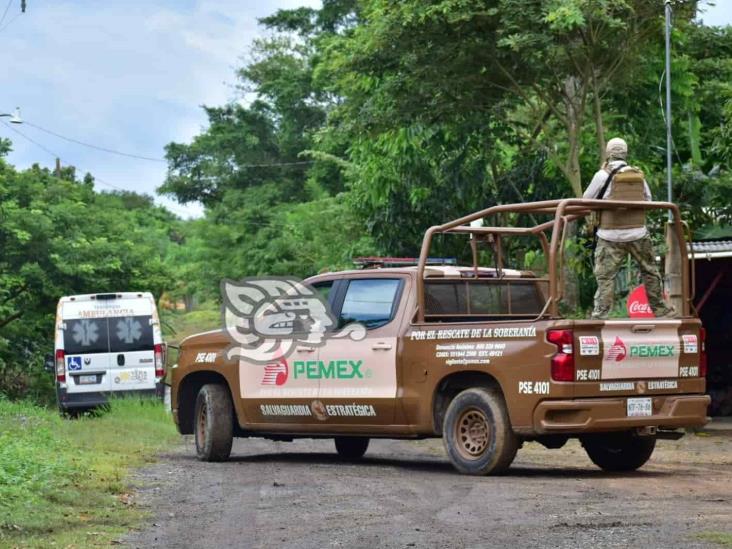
[581,431,656,472]
[194,384,233,462]
[334,436,369,460]
[443,387,518,475]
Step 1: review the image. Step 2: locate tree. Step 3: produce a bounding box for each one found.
[0,153,178,400]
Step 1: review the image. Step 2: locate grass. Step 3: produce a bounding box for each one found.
[159,302,221,345]
[698,532,732,547]
[0,397,178,547]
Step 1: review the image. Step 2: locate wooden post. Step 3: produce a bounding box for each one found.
[665,221,683,313]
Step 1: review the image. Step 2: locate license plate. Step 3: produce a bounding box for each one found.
[77,375,98,385]
[627,397,652,417]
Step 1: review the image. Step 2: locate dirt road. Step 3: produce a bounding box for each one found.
[125,433,732,548]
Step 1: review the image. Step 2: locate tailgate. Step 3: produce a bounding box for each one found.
[573,319,703,397]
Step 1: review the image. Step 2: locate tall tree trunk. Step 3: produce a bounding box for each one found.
[563,77,584,198]
[561,77,584,310]
[592,72,606,164]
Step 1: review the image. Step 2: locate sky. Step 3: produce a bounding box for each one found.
[0,0,321,218]
[0,0,730,219]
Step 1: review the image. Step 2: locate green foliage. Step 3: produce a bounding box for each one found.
[7,1,732,404]
[171,191,376,302]
[0,158,178,401]
[155,0,732,314]
[0,397,177,547]
[160,303,221,345]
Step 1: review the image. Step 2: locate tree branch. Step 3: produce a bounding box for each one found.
[0,311,22,330]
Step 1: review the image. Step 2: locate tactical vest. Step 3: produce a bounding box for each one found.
[599,168,646,230]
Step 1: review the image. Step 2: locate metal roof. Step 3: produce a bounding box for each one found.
[692,240,732,258]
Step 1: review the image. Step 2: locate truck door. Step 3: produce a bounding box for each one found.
[62,317,112,393]
[241,280,336,425]
[316,277,406,426]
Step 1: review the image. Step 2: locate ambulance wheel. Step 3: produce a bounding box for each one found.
[334,437,369,460]
[443,387,518,475]
[581,431,656,472]
[194,384,233,462]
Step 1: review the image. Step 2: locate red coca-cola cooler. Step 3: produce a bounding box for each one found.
[626,285,655,319]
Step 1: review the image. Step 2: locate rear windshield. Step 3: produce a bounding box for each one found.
[425,280,545,318]
[63,318,110,355]
[109,316,155,352]
[63,315,154,354]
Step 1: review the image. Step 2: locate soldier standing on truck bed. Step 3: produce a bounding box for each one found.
[583,137,676,320]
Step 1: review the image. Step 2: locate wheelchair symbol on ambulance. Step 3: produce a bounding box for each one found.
[67,356,82,371]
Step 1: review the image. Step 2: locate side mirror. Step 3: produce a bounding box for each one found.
[44,353,55,373]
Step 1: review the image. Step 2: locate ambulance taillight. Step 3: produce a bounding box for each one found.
[55,349,66,383]
[154,344,164,378]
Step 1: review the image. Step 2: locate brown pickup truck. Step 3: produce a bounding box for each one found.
[169,199,710,475]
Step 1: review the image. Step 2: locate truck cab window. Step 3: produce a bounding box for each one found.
[310,280,334,305]
[339,278,401,329]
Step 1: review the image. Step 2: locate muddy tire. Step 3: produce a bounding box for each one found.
[442,387,518,475]
[334,437,369,460]
[581,432,656,472]
[194,384,233,462]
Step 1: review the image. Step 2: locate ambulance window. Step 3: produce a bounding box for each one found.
[63,318,110,355]
[108,315,155,352]
[339,278,401,329]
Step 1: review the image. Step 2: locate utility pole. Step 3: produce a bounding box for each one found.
[55,157,61,178]
[664,0,682,314]
[665,0,673,213]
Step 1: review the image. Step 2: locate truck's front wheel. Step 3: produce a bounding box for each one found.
[581,431,656,472]
[443,387,518,475]
[194,384,233,462]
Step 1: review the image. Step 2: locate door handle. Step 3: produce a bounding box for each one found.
[372,342,392,351]
[295,346,316,353]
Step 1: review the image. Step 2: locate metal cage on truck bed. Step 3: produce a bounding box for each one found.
[415,199,693,322]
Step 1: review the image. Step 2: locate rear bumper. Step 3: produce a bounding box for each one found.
[57,383,165,410]
[532,394,711,434]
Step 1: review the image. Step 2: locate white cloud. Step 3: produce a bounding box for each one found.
[0,0,321,218]
[698,1,732,26]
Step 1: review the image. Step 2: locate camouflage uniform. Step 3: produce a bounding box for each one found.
[592,236,674,319]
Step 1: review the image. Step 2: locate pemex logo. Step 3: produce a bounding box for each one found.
[261,356,289,386]
[606,336,627,362]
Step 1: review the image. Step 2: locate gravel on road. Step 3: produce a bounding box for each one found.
[124,432,732,549]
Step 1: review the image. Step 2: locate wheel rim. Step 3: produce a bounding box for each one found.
[455,407,491,460]
[197,401,208,449]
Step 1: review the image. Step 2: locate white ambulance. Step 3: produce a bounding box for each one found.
[52,292,165,413]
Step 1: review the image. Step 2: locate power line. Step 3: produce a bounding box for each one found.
[0,11,20,33]
[0,120,194,217]
[1,119,60,159]
[21,119,317,168]
[23,121,168,163]
[0,0,13,27]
